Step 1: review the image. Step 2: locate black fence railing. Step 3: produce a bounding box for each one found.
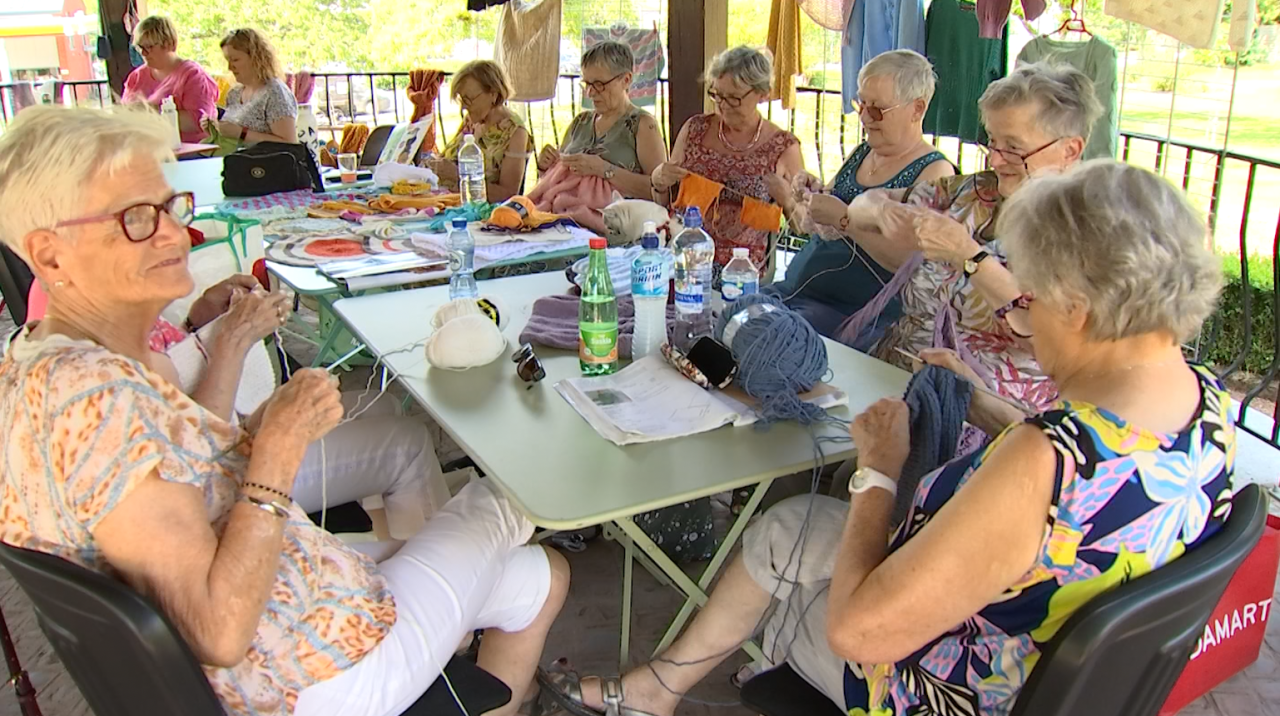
[4,74,1279,445]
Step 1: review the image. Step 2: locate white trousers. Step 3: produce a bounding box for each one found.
[293,480,552,716]
[289,393,452,539]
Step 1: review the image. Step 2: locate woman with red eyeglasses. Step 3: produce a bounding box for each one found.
[430,60,534,203]
[834,62,1103,413]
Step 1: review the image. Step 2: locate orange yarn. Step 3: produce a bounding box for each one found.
[489,196,536,229]
[674,174,724,217]
[741,196,784,232]
[340,124,371,154]
[367,193,462,212]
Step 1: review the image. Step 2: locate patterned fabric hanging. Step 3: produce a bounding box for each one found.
[582,24,666,108]
[799,0,853,31]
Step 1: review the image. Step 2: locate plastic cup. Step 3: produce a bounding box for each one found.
[338,153,358,183]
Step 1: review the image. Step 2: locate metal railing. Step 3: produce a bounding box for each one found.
[4,73,1279,445]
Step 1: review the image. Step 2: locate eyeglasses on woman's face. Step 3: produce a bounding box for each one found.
[980,138,1062,173]
[707,89,754,109]
[580,72,627,95]
[853,101,904,123]
[54,192,195,243]
[995,292,1036,338]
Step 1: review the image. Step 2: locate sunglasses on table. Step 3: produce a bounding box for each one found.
[852,101,903,122]
[54,192,196,243]
[512,343,546,384]
[580,73,628,94]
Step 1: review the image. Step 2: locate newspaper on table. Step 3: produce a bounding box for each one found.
[317,251,448,290]
[555,355,848,445]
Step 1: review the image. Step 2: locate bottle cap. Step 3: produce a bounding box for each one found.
[684,206,702,228]
[451,217,468,229]
[589,237,607,250]
[732,247,749,259]
[463,133,476,143]
[642,221,657,234]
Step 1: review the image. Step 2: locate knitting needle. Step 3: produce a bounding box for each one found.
[893,348,1029,414]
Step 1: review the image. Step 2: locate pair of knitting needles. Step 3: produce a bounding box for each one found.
[893,347,1029,414]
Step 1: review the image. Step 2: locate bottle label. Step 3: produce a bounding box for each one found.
[721,279,758,302]
[579,325,619,363]
[674,280,703,312]
[632,262,667,298]
[448,249,464,272]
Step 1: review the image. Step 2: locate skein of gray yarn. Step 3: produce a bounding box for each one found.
[714,293,831,425]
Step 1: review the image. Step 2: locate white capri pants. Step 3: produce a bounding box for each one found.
[293,480,552,716]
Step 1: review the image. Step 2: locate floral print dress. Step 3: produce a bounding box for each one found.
[842,364,1236,716]
[872,171,1059,412]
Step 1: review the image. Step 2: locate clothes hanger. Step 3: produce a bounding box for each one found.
[1052,0,1093,38]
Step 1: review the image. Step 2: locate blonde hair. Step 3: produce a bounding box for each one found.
[450,60,512,106]
[134,15,178,52]
[999,160,1222,343]
[0,106,173,262]
[220,28,283,85]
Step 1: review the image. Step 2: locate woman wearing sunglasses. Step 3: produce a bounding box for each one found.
[835,62,1102,412]
[0,106,569,716]
[535,42,666,200]
[432,60,535,203]
[764,50,953,341]
[650,46,804,280]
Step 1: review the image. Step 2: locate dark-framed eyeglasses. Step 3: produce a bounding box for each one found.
[456,90,488,106]
[512,343,546,384]
[54,192,195,243]
[980,138,1062,171]
[995,292,1036,338]
[707,89,753,108]
[852,101,903,122]
[580,72,628,94]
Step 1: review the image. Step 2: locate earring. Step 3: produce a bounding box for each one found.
[53,280,65,289]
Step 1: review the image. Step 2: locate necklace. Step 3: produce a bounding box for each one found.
[718,115,764,152]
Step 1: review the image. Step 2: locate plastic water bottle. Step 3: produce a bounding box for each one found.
[672,207,715,352]
[160,96,181,149]
[458,134,487,206]
[720,247,759,304]
[631,221,668,361]
[579,237,619,375]
[447,217,478,300]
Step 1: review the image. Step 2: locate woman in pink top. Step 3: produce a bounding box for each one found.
[122,15,217,144]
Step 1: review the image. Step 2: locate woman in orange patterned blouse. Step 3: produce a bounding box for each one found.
[0,106,568,716]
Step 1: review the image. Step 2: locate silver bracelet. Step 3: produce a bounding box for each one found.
[239,493,289,519]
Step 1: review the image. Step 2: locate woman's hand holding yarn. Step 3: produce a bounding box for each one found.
[850,398,911,480]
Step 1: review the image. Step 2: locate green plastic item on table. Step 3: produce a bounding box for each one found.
[202,122,242,157]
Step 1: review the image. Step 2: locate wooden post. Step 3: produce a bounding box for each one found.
[667,0,727,144]
[98,0,134,96]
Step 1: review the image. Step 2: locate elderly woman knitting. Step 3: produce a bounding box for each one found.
[0,106,568,716]
[541,159,1234,716]
[829,62,1101,411]
[430,60,535,203]
[765,49,953,340]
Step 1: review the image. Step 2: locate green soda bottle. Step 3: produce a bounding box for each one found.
[579,237,619,375]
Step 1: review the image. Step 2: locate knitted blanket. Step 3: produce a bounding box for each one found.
[897,365,973,525]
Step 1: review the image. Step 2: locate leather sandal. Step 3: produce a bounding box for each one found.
[536,660,661,716]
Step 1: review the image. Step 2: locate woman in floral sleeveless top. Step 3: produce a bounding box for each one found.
[540,162,1234,716]
[650,46,803,279]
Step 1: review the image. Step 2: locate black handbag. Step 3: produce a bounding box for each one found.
[221,141,324,197]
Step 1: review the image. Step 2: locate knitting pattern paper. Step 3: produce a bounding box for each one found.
[582,25,665,108]
[1103,0,1225,49]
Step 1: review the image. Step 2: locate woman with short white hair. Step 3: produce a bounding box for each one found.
[540,159,1235,716]
[651,46,804,279]
[839,62,1104,412]
[0,106,568,716]
[766,49,954,340]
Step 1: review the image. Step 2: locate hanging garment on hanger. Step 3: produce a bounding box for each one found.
[976,0,1047,39]
[768,0,803,109]
[1017,36,1118,160]
[1230,0,1258,52]
[582,25,666,108]
[922,0,1007,143]
[840,0,927,112]
[494,0,562,102]
[1103,0,1255,50]
[468,0,510,10]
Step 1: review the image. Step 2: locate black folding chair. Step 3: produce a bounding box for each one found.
[0,543,510,716]
[0,244,34,325]
[741,484,1269,716]
[360,125,396,167]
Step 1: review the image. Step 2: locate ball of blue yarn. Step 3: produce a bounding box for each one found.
[714,293,830,425]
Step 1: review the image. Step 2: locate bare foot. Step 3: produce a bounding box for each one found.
[575,667,679,716]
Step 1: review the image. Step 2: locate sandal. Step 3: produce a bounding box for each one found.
[536,660,661,716]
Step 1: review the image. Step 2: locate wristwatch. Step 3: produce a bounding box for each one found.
[848,466,897,498]
[963,249,992,277]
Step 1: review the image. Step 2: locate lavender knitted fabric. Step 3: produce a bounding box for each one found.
[836,252,923,350]
[518,294,675,359]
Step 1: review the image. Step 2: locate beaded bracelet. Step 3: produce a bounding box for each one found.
[243,482,291,501]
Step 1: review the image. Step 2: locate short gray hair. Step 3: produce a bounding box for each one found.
[0,106,172,262]
[999,160,1222,343]
[858,49,936,105]
[979,62,1102,141]
[705,46,772,95]
[582,41,634,76]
